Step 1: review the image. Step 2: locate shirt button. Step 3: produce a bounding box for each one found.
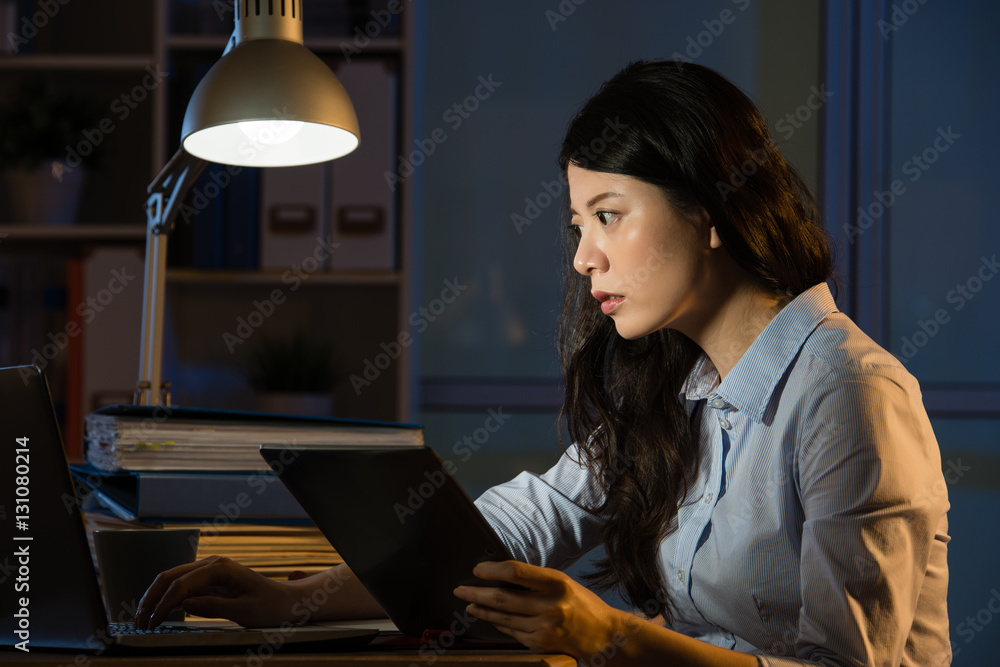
[719,418,732,429]
[704,492,713,504]
[677,570,685,583]
[711,397,726,409]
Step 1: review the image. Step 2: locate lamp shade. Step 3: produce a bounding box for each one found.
[181,39,360,167]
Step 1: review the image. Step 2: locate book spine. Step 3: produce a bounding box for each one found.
[191,164,228,269]
[225,167,260,270]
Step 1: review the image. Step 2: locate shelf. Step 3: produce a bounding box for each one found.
[0,224,144,240]
[304,36,404,53]
[0,225,147,254]
[164,34,403,53]
[166,268,401,285]
[163,34,229,51]
[0,55,157,70]
[0,0,413,424]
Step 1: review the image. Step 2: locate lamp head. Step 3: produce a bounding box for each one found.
[181,0,359,167]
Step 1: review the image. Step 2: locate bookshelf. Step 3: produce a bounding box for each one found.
[0,0,416,457]
[0,224,146,248]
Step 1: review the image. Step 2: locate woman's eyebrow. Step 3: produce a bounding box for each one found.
[569,191,623,216]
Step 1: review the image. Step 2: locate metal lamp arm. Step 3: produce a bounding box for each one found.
[135,148,208,406]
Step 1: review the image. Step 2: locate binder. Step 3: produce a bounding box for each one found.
[258,162,326,271]
[327,59,398,271]
[258,59,398,273]
[70,464,308,522]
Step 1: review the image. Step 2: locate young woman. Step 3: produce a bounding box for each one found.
[136,61,950,666]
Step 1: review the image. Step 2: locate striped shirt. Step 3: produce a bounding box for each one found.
[475,282,950,666]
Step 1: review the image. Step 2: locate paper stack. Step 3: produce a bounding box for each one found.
[77,403,423,583]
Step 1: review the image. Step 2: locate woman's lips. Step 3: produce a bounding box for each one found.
[592,291,625,315]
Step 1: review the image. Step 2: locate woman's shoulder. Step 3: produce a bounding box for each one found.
[772,309,933,444]
[796,310,919,391]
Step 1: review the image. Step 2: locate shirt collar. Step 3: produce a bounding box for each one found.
[679,282,838,422]
[679,354,721,404]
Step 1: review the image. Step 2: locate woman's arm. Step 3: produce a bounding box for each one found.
[457,367,949,666]
[759,369,950,665]
[455,560,759,667]
[284,562,386,622]
[135,556,385,630]
[136,444,604,631]
[474,443,610,569]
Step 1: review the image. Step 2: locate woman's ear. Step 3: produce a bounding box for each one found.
[709,225,723,249]
[694,207,720,248]
[701,205,722,249]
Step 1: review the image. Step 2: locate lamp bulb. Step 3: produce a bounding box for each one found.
[237,119,305,145]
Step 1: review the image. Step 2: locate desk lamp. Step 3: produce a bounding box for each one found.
[135,0,359,406]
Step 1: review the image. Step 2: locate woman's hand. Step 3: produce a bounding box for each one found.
[453,561,631,660]
[134,555,296,630]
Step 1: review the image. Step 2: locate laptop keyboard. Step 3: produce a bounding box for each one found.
[110,622,224,635]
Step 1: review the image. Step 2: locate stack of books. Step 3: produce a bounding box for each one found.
[83,404,422,472]
[74,404,423,582]
[81,512,343,582]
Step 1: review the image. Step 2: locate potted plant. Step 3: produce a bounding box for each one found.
[0,76,101,224]
[244,333,341,417]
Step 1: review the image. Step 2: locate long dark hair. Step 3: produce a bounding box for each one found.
[556,60,833,620]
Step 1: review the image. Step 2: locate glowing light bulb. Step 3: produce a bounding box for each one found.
[237,119,305,145]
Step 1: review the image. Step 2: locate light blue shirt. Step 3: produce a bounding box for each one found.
[475,283,950,666]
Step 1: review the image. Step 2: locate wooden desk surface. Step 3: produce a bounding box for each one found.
[4,650,576,666]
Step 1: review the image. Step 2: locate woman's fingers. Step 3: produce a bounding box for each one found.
[135,555,243,629]
[134,557,208,628]
[463,600,535,634]
[472,560,562,591]
[455,582,542,616]
[455,561,572,620]
[180,593,260,625]
[455,561,623,658]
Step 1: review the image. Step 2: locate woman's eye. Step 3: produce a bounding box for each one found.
[567,223,582,238]
[596,211,617,225]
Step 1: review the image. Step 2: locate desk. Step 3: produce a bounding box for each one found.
[4,650,576,666]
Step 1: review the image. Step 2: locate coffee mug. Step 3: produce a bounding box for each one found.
[93,528,200,623]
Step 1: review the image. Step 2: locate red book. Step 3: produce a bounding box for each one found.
[64,257,84,460]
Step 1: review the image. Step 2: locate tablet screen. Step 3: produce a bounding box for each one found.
[260,445,520,642]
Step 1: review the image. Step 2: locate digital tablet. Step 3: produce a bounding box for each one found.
[259,445,520,642]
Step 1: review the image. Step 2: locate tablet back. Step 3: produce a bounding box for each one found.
[259,445,515,641]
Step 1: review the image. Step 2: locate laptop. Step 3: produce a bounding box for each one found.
[0,365,377,653]
[259,444,524,643]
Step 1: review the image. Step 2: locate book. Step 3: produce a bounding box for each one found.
[82,512,343,583]
[225,166,260,269]
[80,248,145,423]
[64,257,84,459]
[189,163,227,269]
[84,404,422,472]
[70,464,309,522]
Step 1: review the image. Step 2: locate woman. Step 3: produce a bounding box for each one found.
[136,61,950,666]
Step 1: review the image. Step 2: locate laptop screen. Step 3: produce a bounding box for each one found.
[1,365,109,651]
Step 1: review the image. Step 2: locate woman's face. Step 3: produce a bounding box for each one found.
[568,164,720,340]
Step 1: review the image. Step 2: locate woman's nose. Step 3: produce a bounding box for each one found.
[573,229,608,276]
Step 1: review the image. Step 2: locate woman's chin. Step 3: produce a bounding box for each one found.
[613,321,653,341]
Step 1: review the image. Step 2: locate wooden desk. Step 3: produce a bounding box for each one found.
[4,649,576,666]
